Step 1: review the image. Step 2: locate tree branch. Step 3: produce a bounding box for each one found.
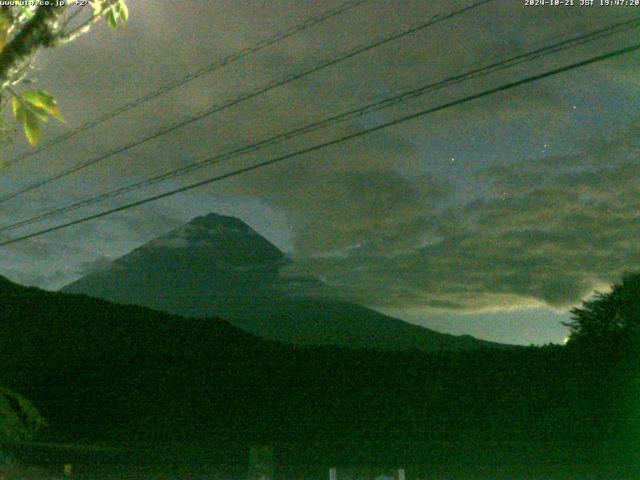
[56,0,119,45]
[0,5,66,89]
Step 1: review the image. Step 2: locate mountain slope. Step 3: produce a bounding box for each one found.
[63,213,501,351]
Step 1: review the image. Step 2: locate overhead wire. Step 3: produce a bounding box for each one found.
[1,41,638,247]
[1,0,371,170]
[0,16,637,233]
[0,0,493,204]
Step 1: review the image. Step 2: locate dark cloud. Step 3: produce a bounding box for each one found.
[230,164,451,256]
[0,0,638,343]
[281,126,640,310]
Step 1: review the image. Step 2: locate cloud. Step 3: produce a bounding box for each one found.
[1,0,638,320]
[76,256,113,276]
[228,162,452,256]
[279,127,640,311]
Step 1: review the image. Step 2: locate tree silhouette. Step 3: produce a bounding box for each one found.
[564,272,640,351]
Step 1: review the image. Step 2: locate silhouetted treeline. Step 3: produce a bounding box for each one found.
[0,275,637,469]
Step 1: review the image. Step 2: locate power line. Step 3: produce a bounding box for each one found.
[1,42,638,247]
[0,17,637,233]
[0,0,493,204]
[1,0,370,171]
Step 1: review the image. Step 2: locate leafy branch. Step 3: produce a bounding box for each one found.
[9,87,64,146]
[0,0,128,146]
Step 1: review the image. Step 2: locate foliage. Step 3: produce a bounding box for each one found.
[564,272,640,351]
[10,89,63,146]
[0,1,128,146]
[0,386,46,443]
[98,0,128,30]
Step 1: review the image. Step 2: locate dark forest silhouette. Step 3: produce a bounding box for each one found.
[565,272,640,352]
[0,273,638,475]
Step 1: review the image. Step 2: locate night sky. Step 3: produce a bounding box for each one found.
[0,0,638,345]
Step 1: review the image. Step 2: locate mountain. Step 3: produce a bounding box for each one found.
[63,213,500,351]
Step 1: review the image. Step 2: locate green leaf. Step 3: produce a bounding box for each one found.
[103,1,128,29]
[105,8,118,29]
[27,104,50,123]
[11,97,25,122]
[47,103,63,121]
[118,0,128,24]
[20,90,64,121]
[23,109,42,146]
[21,90,54,107]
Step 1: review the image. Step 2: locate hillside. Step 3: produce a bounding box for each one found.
[63,213,501,351]
[0,275,637,472]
